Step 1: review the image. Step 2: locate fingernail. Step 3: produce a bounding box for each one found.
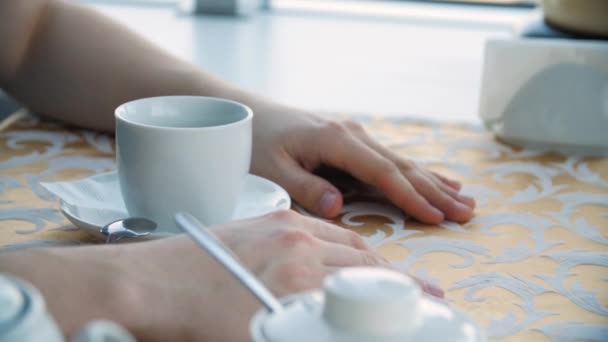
[424,282,445,298]
[458,194,476,208]
[319,190,338,216]
[456,202,473,212]
[430,206,444,220]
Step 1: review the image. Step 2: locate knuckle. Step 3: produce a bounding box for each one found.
[377,160,400,178]
[342,119,365,132]
[278,230,317,248]
[438,192,456,208]
[323,120,349,136]
[360,251,383,266]
[397,159,417,171]
[369,160,401,188]
[269,209,298,222]
[348,231,368,250]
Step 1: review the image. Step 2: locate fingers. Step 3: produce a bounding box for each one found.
[344,125,475,223]
[264,216,445,298]
[320,241,388,267]
[319,131,445,224]
[273,158,343,218]
[411,276,445,298]
[267,118,476,224]
[377,263,445,298]
[404,170,474,223]
[321,249,445,298]
[296,214,372,251]
[431,171,462,191]
[425,171,475,208]
[262,210,371,251]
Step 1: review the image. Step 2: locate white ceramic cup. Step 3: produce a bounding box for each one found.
[115,96,252,232]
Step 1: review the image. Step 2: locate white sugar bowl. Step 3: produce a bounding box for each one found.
[0,274,135,342]
[250,267,485,342]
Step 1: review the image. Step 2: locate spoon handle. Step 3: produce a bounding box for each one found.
[175,212,283,314]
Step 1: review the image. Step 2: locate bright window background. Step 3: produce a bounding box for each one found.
[83,0,535,121]
[88,0,538,7]
[404,0,536,5]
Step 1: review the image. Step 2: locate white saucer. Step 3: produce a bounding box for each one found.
[58,172,291,237]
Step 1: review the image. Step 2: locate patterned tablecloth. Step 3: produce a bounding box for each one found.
[1,110,607,341]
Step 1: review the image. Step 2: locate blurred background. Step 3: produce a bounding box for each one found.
[1,0,540,122]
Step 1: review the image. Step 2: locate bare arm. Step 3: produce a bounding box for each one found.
[0,0,278,131]
[0,212,418,341]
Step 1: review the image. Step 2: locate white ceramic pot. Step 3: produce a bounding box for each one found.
[479,38,608,154]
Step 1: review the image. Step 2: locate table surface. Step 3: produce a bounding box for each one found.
[1,111,607,341]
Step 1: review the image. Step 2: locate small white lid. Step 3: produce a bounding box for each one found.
[323,267,420,336]
[252,267,484,342]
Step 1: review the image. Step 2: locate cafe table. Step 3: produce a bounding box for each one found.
[1,109,606,341]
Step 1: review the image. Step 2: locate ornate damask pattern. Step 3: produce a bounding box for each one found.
[1,112,606,341]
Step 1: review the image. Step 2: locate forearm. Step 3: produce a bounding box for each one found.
[0,239,248,341]
[0,0,294,132]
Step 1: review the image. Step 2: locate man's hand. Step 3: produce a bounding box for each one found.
[251,110,476,224]
[0,210,443,342]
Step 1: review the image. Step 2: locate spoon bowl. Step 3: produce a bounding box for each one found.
[101,217,157,243]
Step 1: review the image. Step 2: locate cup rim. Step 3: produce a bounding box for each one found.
[114,95,253,131]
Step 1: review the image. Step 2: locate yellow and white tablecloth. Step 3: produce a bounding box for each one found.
[1,110,607,341]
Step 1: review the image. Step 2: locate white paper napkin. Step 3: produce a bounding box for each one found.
[41,172,126,213]
[41,172,291,232]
